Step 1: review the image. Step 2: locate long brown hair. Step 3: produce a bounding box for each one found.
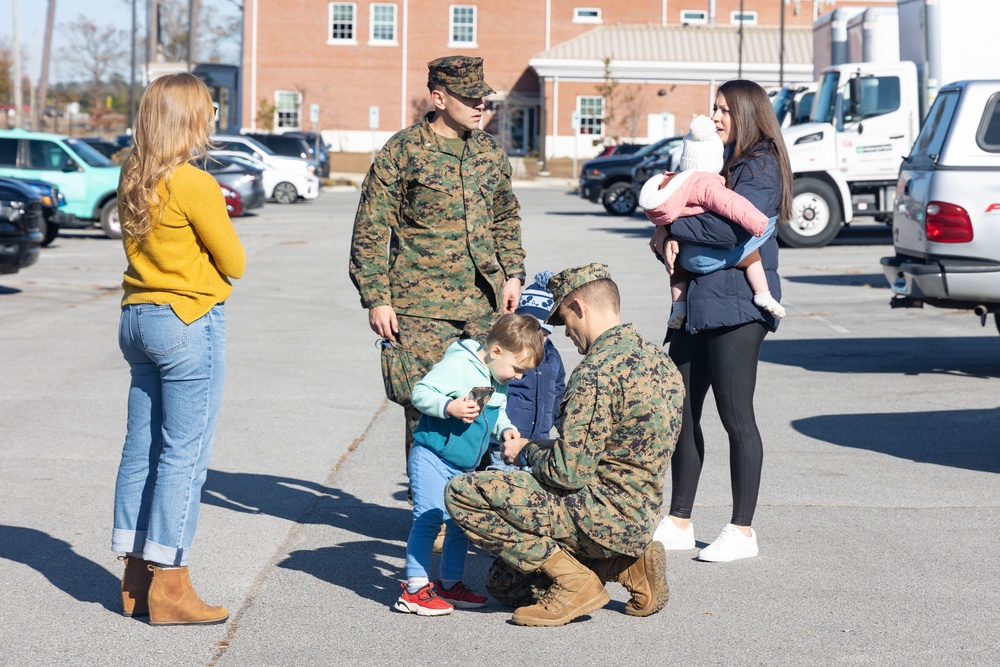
[716,80,793,222]
[119,72,215,242]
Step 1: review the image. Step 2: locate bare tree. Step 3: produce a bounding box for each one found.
[58,15,128,87]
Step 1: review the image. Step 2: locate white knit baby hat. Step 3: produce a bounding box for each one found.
[677,115,724,173]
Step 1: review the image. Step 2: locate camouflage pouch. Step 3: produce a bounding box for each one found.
[378,339,416,405]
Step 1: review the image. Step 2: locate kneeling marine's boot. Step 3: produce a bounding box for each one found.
[510,550,610,627]
[120,556,153,617]
[147,565,229,626]
[587,541,669,617]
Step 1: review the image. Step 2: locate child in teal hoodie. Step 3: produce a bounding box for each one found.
[395,314,544,616]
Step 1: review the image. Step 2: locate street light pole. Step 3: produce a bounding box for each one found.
[779,0,786,86]
[737,0,745,79]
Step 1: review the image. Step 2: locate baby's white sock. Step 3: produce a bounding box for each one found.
[668,302,687,329]
[753,292,785,319]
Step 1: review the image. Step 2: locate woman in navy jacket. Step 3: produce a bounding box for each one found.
[649,80,793,562]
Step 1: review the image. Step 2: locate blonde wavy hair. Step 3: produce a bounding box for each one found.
[119,72,215,242]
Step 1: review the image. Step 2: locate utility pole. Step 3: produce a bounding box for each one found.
[129,0,136,124]
[12,0,23,128]
[36,0,56,131]
[779,0,786,86]
[187,0,199,71]
[737,0,745,79]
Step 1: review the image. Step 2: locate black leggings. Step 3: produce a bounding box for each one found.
[667,322,767,526]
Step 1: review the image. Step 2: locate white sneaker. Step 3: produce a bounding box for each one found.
[698,524,758,562]
[653,516,695,550]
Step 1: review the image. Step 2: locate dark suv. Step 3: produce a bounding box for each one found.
[283,131,330,177]
[0,177,44,275]
[578,136,684,215]
[244,133,325,177]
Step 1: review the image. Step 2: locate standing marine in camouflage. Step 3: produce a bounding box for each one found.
[445,264,685,627]
[349,56,525,465]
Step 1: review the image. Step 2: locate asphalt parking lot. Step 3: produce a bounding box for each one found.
[1,187,998,666]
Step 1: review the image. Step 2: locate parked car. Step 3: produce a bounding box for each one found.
[77,136,122,159]
[880,79,1000,332]
[579,135,685,215]
[0,129,121,238]
[14,178,67,246]
[199,154,266,214]
[282,130,331,177]
[245,132,325,177]
[630,145,684,204]
[211,134,317,177]
[210,151,320,204]
[595,143,647,159]
[0,177,43,274]
[220,185,243,217]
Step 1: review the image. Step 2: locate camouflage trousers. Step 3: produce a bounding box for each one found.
[445,470,618,580]
[395,308,497,468]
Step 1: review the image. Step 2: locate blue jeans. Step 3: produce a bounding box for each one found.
[112,303,227,566]
[679,216,778,274]
[405,444,469,582]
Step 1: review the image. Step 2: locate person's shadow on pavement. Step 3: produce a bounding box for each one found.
[0,525,120,612]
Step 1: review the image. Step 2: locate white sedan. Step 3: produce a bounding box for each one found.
[210,151,320,204]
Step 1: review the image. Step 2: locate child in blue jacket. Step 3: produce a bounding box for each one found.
[395,313,545,616]
[487,271,567,471]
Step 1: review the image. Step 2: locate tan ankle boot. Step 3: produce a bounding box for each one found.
[510,550,610,627]
[120,556,153,617]
[147,565,229,626]
[580,541,669,617]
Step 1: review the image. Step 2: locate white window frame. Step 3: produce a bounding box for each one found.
[679,9,707,25]
[275,90,303,130]
[328,2,357,45]
[730,10,758,25]
[369,3,398,45]
[577,96,604,137]
[449,5,478,47]
[573,7,602,24]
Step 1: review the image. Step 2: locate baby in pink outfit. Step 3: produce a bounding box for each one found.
[639,115,785,328]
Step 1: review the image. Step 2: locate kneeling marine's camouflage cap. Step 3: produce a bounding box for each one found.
[427,56,495,98]
[545,263,613,325]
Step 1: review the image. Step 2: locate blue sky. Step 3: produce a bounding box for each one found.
[0,0,238,82]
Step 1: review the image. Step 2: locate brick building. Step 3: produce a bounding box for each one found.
[241,0,893,158]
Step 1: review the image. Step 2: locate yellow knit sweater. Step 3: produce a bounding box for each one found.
[121,163,246,324]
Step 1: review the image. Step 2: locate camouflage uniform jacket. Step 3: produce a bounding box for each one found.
[523,324,684,558]
[349,115,525,320]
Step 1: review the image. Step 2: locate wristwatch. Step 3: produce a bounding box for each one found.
[507,272,526,284]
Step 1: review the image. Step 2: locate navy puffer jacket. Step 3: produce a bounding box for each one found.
[669,141,782,334]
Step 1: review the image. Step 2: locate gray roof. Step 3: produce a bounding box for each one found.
[533,23,813,64]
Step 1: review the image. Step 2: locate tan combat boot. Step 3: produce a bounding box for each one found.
[120,556,153,617]
[510,550,611,627]
[588,541,669,617]
[147,565,229,626]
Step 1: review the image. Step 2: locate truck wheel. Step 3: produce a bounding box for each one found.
[40,218,59,247]
[100,199,122,239]
[273,181,298,204]
[780,178,842,248]
[602,182,637,216]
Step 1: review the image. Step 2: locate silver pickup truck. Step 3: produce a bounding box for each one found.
[880,80,1000,332]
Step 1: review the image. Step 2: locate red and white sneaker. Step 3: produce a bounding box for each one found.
[434,581,488,609]
[394,582,454,616]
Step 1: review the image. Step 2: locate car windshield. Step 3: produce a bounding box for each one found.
[633,138,675,159]
[65,138,115,167]
[813,71,841,124]
[772,87,795,125]
[224,154,266,170]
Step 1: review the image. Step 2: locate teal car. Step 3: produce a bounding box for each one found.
[0,129,122,238]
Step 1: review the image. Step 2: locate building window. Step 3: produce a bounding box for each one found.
[573,7,601,23]
[370,3,397,44]
[730,10,758,25]
[275,91,302,130]
[577,96,604,136]
[328,2,356,44]
[450,5,477,46]
[680,10,707,24]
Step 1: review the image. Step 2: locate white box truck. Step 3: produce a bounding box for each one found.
[779,0,1000,248]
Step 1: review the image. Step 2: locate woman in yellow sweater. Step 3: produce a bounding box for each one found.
[112,72,245,626]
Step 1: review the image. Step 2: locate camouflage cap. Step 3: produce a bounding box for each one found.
[427,55,495,98]
[545,263,613,325]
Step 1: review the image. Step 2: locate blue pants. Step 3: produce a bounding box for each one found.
[679,216,778,275]
[405,444,471,582]
[112,303,226,566]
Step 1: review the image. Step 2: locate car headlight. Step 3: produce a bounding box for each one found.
[40,195,54,207]
[0,200,25,221]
